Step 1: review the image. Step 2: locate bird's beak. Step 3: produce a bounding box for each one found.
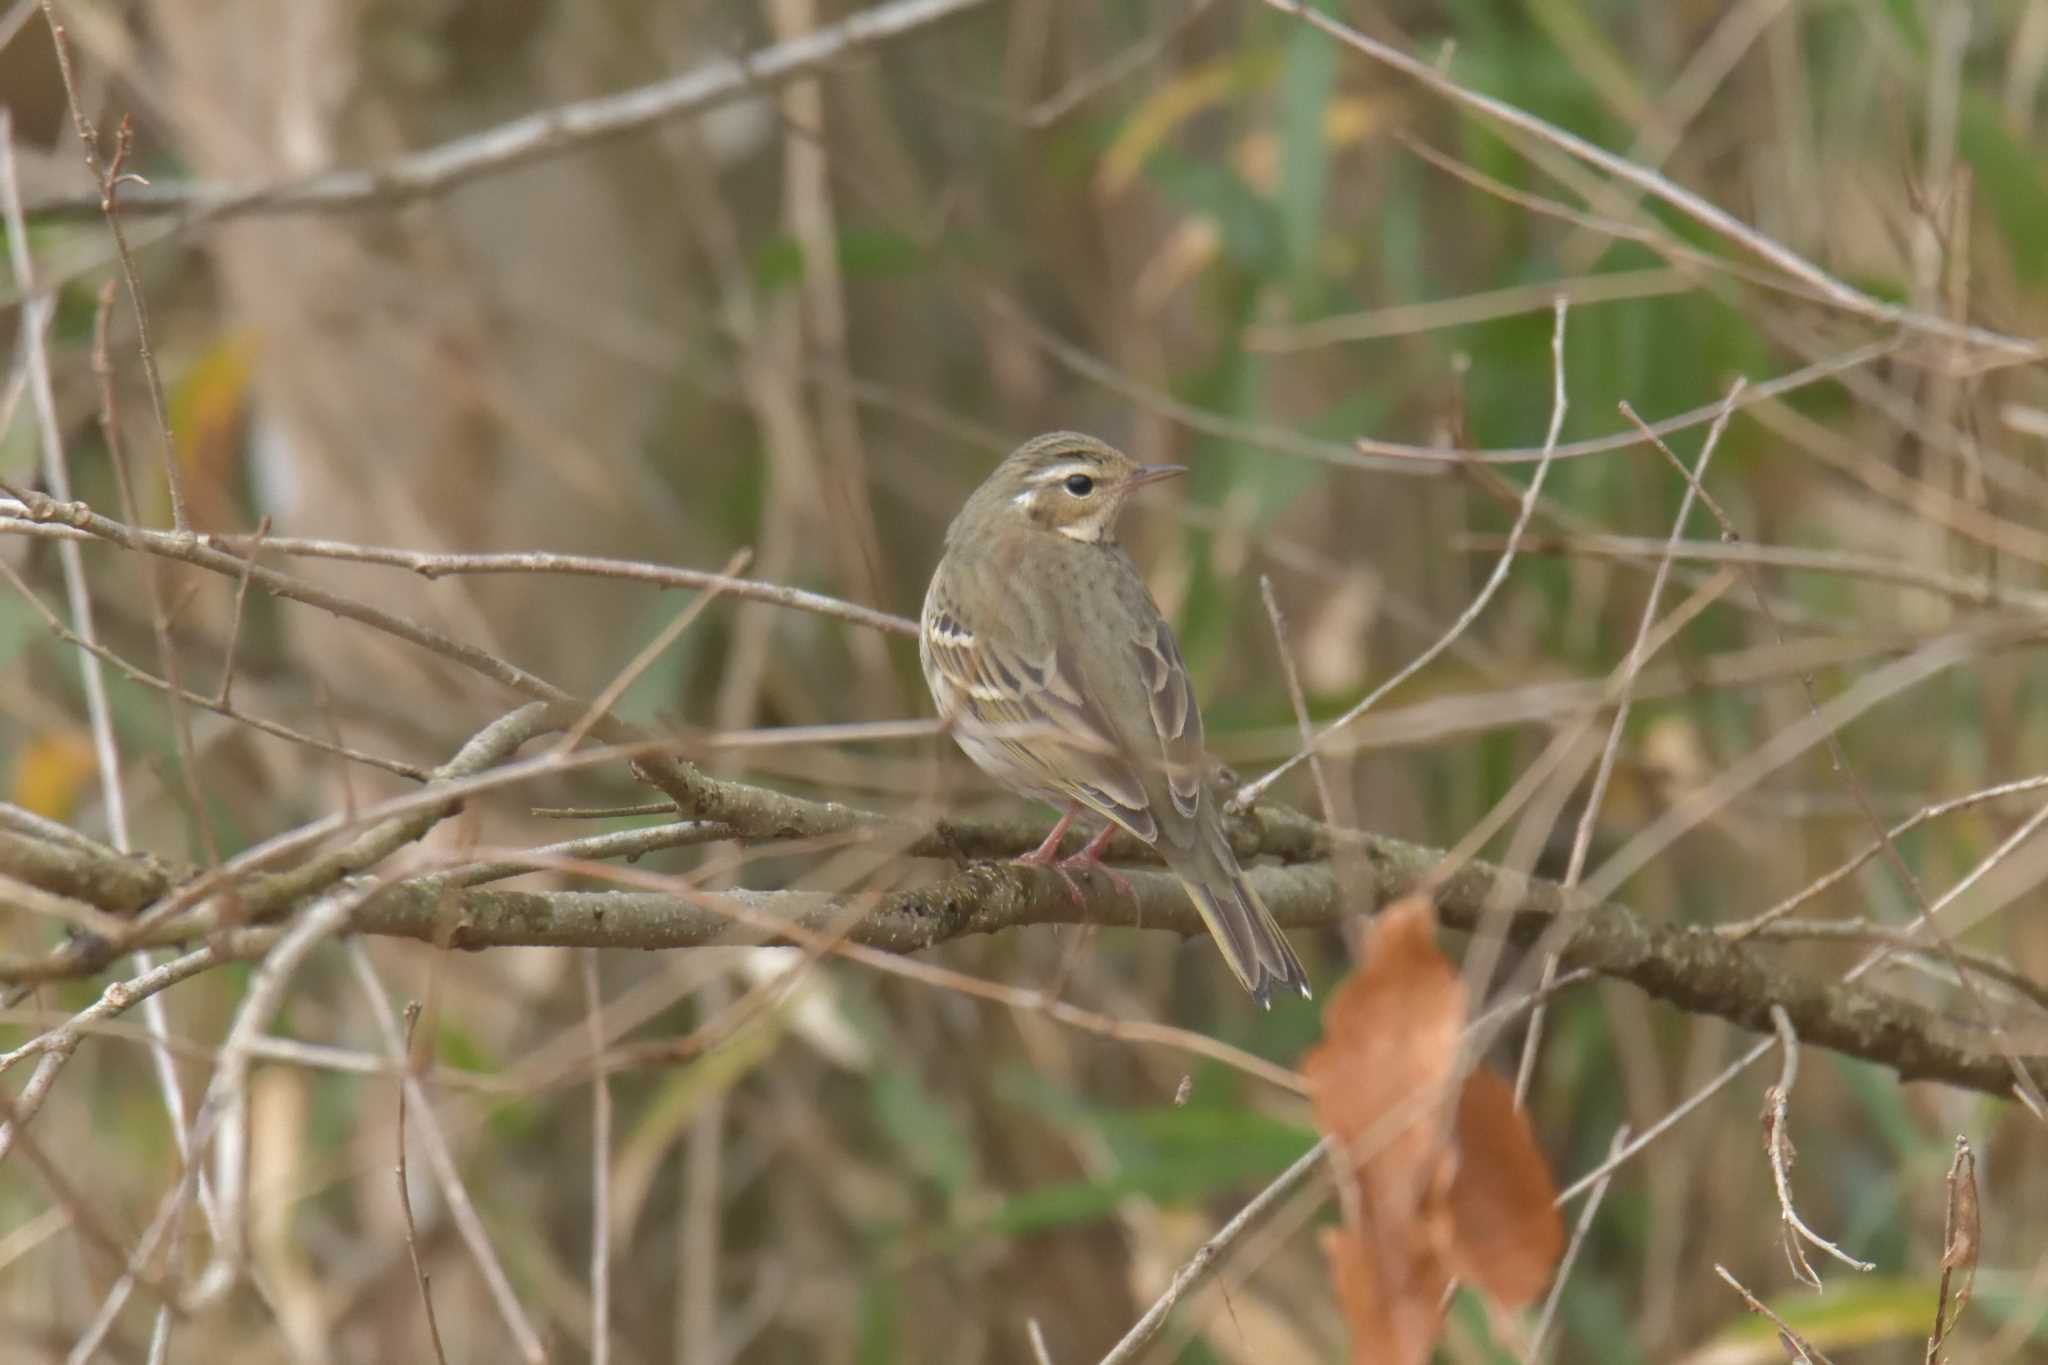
[1127,464,1188,489]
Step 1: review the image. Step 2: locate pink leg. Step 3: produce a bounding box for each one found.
[1014,806,1087,906]
[1059,823,1136,904]
[1015,807,1077,865]
[1063,823,1117,865]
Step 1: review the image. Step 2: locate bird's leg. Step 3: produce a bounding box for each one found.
[1014,807,1087,905]
[1015,807,1077,866]
[1058,822,1136,904]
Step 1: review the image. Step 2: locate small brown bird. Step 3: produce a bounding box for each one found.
[920,432,1310,1005]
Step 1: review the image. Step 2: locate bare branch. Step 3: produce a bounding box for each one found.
[23,0,995,223]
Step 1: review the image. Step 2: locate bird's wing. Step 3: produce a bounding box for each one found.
[923,584,1159,842]
[1130,614,1206,825]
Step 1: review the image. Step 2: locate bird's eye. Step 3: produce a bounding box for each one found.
[1063,473,1094,497]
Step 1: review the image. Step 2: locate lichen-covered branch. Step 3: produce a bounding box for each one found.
[3,786,2041,1101]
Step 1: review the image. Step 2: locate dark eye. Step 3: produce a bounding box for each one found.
[1063,473,1094,496]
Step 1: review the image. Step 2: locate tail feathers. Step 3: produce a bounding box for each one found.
[1174,835,1310,1008]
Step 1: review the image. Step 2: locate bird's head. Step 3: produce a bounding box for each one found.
[961,431,1186,546]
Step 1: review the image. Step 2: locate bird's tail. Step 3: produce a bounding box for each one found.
[1172,825,1310,1008]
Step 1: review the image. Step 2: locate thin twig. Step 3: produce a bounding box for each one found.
[680,973,730,1365]
[1261,0,2039,359]
[1763,1006,1875,1286]
[91,274,217,864]
[181,882,382,1310]
[1741,918,2048,1013]
[0,554,430,780]
[558,547,752,753]
[39,10,190,527]
[351,945,549,1364]
[1928,1136,1979,1363]
[1353,339,1897,465]
[397,1002,452,1365]
[1463,532,2048,611]
[533,801,680,820]
[25,0,995,222]
[1526,1125,1629,1362]
[215,517,268,708]
[181,530,916,638]
[1620,398,2048,1118]
[582,952,612,1365]
[1715,1264,1836,1364]
[4,107,212,1269]
[1097,1137,1330,1364]
[1237,297,1570,808]
[1257,576,1339,827]
[0,116,130,869]
[1517,378,1735,1104]
[1249,267,1689,351]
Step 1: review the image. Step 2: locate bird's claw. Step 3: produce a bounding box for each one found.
[1011,848,1088,906]
[1011,818,1135,907]
[1062,854,1136,905]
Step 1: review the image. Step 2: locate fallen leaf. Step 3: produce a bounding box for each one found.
[1303,897,1564,1364]
[1449,1068,1566,1308]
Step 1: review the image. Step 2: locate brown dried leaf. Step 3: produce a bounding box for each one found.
[1929,1136,1979,1362]
[1449,1068,1566,1308]
[1303,896,1466,1206]
[1304,898,1565,1364]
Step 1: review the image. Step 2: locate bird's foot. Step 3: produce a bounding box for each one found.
[1013,846,1087,906]
[1055,825,1136,905]
[1012,808,1085,905]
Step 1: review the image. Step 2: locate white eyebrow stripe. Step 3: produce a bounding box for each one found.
[1033,462,1101,484]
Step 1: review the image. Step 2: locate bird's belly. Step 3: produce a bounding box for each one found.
[953,730,1067,808]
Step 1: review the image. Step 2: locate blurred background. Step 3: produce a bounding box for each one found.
[4,0,2048,1360]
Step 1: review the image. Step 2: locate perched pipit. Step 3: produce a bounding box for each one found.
[921,432,1310,1005]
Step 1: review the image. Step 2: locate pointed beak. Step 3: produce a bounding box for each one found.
[1127,463,1188,489]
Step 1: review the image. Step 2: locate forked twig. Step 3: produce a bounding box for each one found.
[1763,1006,1874,1287]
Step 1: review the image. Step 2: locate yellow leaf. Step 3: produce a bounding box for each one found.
[12,731,98,820]
[168,331,257,528]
